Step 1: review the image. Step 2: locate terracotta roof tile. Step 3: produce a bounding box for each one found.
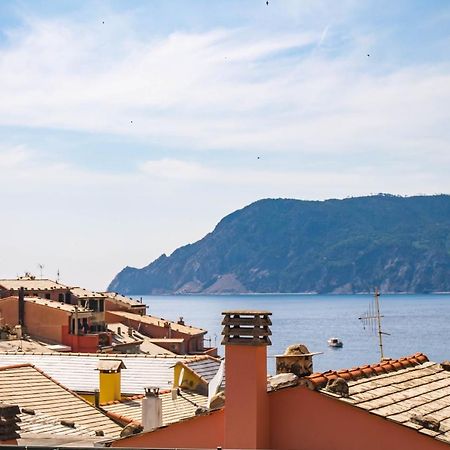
[306,353,429,390]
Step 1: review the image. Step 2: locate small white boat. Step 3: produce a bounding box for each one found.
[328,337,343,348]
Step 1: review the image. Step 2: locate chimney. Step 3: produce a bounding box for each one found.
[276,344,317,378]
[142,387,162,432]
[96,359,126,404]
[0,404,21,441]
[18,287,25,327]
[222,310,271,449]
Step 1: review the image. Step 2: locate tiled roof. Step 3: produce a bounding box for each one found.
[70,287,106,298]
[0,352,198,394]
[107,310,206,336]
[306,352,429,389]
[182,357,222,383]
[101,390,208,427]
[307,353,450,445]
[0,278,68,290]
[108,323,175,356]
[18,408,99,438]
[0,364,122,437]
[102,292,146,308]
[23,297,92,315]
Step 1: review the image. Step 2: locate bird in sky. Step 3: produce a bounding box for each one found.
[266,1,269,5]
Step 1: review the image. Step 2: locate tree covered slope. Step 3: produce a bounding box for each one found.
[108,194,450,294]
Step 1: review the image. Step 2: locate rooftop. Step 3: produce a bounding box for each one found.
[70,287,106,299]
[23,297,92,315]
[305,353,450,445]
[108,323,175,356]
[102,292,146,309]
[181,357,223,384]
[0,364,122,438]
[0,278,69,291]
[107,310,206,336]
[0,352,207,394]
[101,390,208,427]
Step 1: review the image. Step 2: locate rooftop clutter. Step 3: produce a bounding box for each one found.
[113,310,450,450]
[0,276,216,356]
[1,304,450,449]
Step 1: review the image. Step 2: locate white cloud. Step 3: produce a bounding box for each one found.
[0,13,448,158]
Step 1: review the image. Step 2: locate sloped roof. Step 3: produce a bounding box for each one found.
[182,356,222,383]
[18,408,100,438]
[0,279,68,290]
[102,292,146,309]
[0,352,197,394]
[307,353,450,445]
[107,310,206,336]
[108,323,175,356]
[101,390,208,427]
[24,297,92,315]
[0,364,122,437]
[70,287,106,299]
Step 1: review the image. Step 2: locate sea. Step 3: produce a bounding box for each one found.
[140,294,450,375]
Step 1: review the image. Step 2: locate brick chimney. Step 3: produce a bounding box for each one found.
[96,359,126,404]
[142,387,163,432]
[222,310,271,449]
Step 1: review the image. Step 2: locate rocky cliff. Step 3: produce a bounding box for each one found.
[108,194,450,294]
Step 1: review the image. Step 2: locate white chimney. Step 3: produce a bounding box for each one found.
[142,387,162,432]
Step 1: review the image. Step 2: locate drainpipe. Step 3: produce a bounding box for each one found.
[18,287,25,326]
[222,310,272,449]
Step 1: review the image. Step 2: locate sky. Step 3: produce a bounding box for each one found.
[0,0,449,290]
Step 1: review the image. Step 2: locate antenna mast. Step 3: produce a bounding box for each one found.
[37,263,44,279]
[359,288,390,360]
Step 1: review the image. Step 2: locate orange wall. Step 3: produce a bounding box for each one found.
[225,344,269,449]
[61,325,100,352]
[268,385,448,450]
[111,409,224,448]
[0,296,66,342]
[0,297,19,326]
[115,386,449,450]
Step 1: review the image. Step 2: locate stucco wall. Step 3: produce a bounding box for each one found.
[268,385,448,450]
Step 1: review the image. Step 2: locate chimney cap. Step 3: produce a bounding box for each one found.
[96,359,126,372]
[144,386,160,397]
[222,310,272,346]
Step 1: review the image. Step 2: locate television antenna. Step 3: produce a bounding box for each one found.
[37,263,44,279]
[358,288,390,360]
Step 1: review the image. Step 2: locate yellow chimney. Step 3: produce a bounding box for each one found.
[96,359,126,404]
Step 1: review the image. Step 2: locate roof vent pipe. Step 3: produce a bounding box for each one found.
[142,386,162,432]
[18,287,25,326]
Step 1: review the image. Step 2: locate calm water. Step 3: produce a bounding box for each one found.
[140,294,450,374]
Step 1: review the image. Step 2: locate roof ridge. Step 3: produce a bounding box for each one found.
[306,352,429,390]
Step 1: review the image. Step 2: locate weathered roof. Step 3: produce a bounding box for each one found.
[70,287,106,299]
[0,352,198,394]
[0,339,57,353]
[108,323,175,356]
[97,359,127,372]
[101,390,208,427]
[24,297,92,315]
[18,408,100,438]
[182,357,222,384]
[0,278,68,291]
[102,292,146,309]
[308,353,450,445]
[107,310,206,336]
[0,364,122,437]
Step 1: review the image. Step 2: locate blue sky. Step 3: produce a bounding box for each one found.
[0,0,449,289]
